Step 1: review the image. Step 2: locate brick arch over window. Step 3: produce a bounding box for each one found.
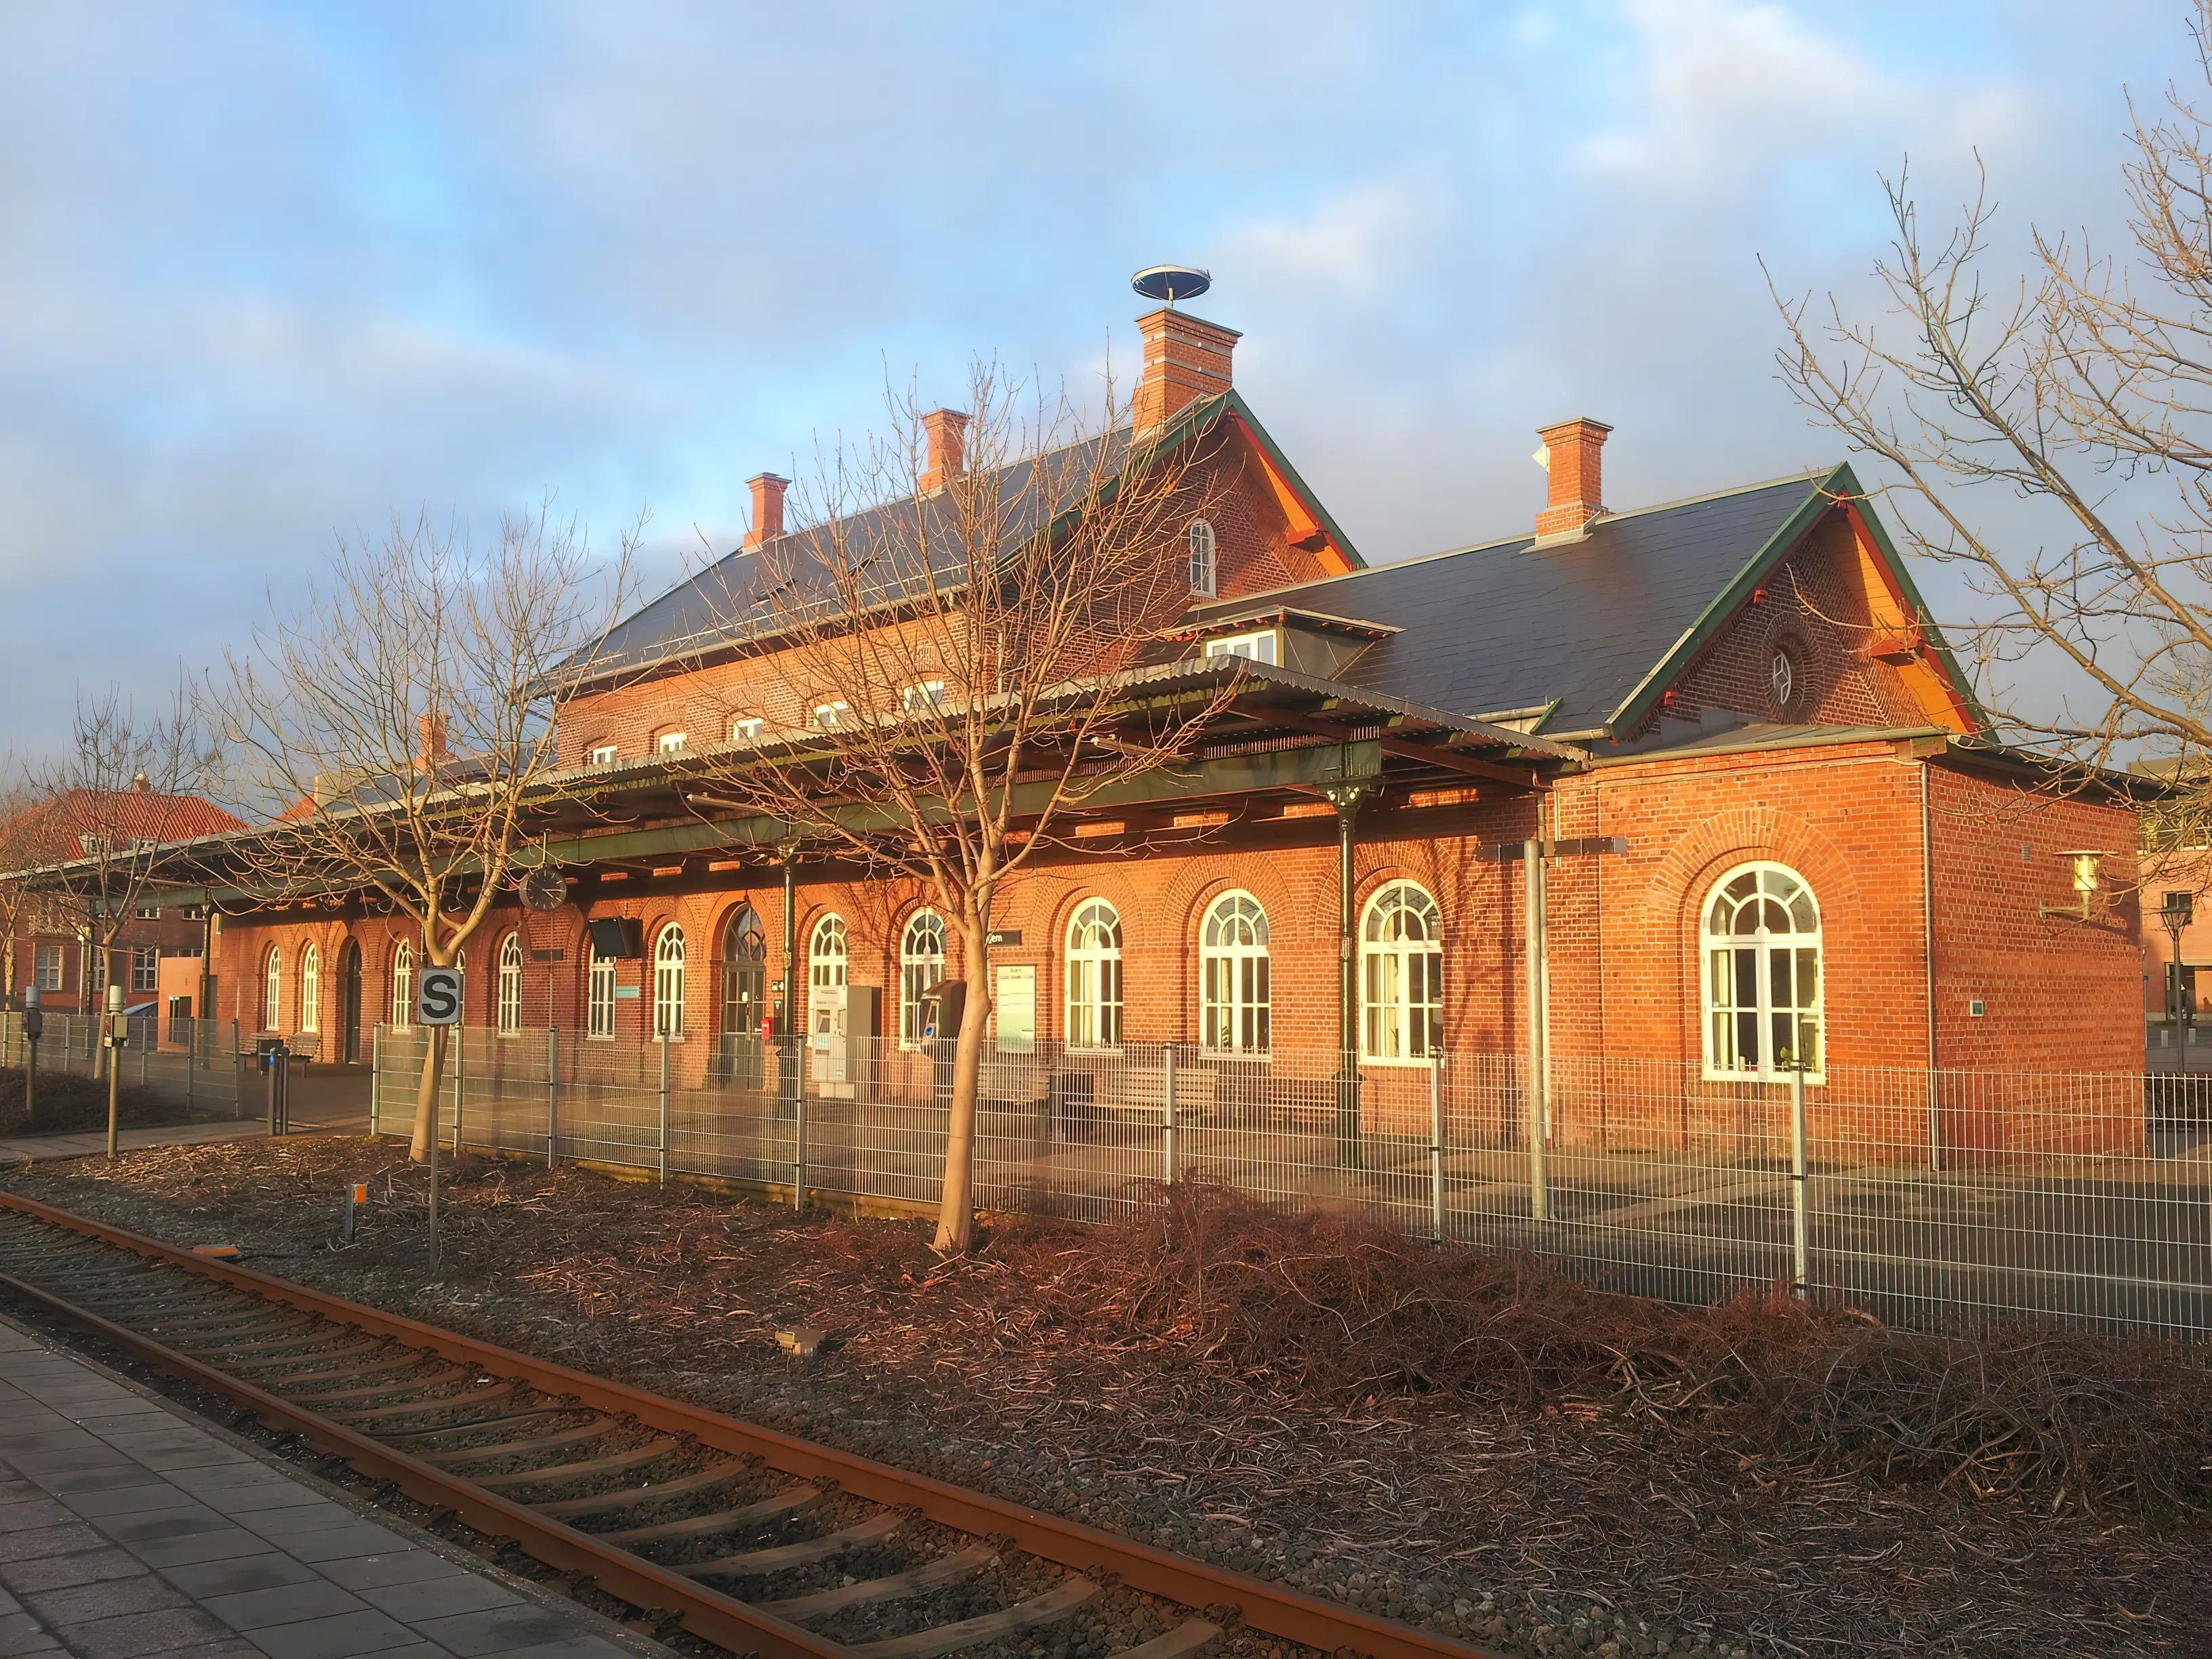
[1643,806,1863,1060]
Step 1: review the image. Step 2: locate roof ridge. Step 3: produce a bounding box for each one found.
[1204,466,1838,610]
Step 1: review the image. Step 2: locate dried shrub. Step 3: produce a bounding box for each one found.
[0,1067,177,1136]
[1013,1179,2212,1517]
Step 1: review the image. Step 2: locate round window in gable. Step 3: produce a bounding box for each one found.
[1769,643,1803,715]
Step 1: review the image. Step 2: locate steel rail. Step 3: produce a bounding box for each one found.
[0,1189,1507,1659]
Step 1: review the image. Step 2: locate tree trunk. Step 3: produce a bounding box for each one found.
[409,1025,446,1162]
[933,921,992,1254]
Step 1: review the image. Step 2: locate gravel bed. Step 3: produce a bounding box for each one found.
[4,1137,2205,1659]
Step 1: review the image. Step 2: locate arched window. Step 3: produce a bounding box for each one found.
[809,914,848,1040]
[1361,882,1441,1061]
[720,905,766,1038]
[1187,518,1218,597]
[1200,892,1270,1054]
[390,941,414,1029]
[1704,863,1824,1078]
[653,924,686,1038]
[899,910,945,1046]
[586,934,615,1040]
[1065,899,1123,1048]
[299,943,320,1035]
[497,933,523,1033]
[262,947,282,1032]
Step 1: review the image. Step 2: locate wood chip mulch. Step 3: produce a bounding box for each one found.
[5,1136,2207,1659]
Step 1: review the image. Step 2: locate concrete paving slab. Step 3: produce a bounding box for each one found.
[201,1581,371,1633]
[161,1555,325,1600]
[410,1605,596,1659]
[314,1555,466,1594]
[230,1607,424,1659]
[0,1315,662,1659]
[356,1576,518,1624]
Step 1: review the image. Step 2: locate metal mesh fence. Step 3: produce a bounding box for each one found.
[370,1025,2212,1341]
[0,1013,246,1118]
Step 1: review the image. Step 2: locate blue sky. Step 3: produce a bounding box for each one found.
[0,1,2192,749]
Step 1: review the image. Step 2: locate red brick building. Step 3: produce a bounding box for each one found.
[5,787,239,1017]
[156,306,2148,1152]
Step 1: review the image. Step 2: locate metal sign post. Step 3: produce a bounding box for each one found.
[21,987,40,1128]
[104,984,124,1160]
[416,966,462,1271]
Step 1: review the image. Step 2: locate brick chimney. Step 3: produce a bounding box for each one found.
[415,713,448,769]
[745,472,789,548]
[920,409,970,491]
[1133,309,1240,433]
[1534,417,1612,539]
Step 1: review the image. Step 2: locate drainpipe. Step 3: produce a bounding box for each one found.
[1323,774,1374,1170]
[1921,760,1942,1172]
[781,847,798,1118]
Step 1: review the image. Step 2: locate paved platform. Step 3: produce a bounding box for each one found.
[0,1315,662,1659]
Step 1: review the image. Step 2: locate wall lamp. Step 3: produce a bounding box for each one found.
[2039,849,2109,923]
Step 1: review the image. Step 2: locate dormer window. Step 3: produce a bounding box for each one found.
[901,680,946,712]
[1187,518,1218,597]
[588,742,619,764]
[1204,630,1278,665]
[729,716,764,743]
[657,731,689,755]
[814,701,851,730]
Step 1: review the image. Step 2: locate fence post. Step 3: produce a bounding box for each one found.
[453,1023,465,1155]
[657,1032,670,1185]
[371,1025,380,1136]
[1790,1062,1809,1299]
[1524,838,1549,1223]
[546,1027,559,1169]
[1162,1045,1179,1185]
[1430,1054,1446,1244]
[230,1021,240,1118]
[792,1038,808,1210]
[185,1023,195,1115]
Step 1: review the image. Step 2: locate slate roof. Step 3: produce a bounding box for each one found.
[1186,470,1837,737]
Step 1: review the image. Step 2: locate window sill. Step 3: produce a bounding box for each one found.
[1702,1067,1828,1087]
[1359,1054,1443,1069]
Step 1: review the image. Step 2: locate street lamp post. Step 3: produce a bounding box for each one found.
[2159,890,2195,1064]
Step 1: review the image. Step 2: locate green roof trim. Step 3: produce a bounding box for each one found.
[1605,463,1983,739]
[1221,390,1367,572]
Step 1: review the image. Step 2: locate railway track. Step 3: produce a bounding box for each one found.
[0,1191,1504,1659]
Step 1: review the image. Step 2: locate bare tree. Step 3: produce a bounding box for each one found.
[28,686,217,1073]
[209,506,635,1161]
[682,361,1237,1253]
[1769,2,2212,859]
[0,759,52,1008]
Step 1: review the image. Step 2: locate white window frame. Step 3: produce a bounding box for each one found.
[135,904,160,920]
[1702,861,1824,1082]
[809,914,849,1036]
[587,949,616,1040]
[1200,890,1271,1055]
[813,701,851,731]
[653,923,686,1038]
[729,716,764,743]
[131,947,158,994]
[657,731,689,755]
[390,942,415,1029]
[1204,630,1279,665]
[33,944,61,992]
[1360,881,1441,1063]
[899,910,945,1046]
[263,947,282,1032]
[1188,518,1218,597]
[901,681,946,713]
[298,943,319,1032]
[588,743,619,764]
[497,932,523,1034]
[1064,899,1123,1050]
